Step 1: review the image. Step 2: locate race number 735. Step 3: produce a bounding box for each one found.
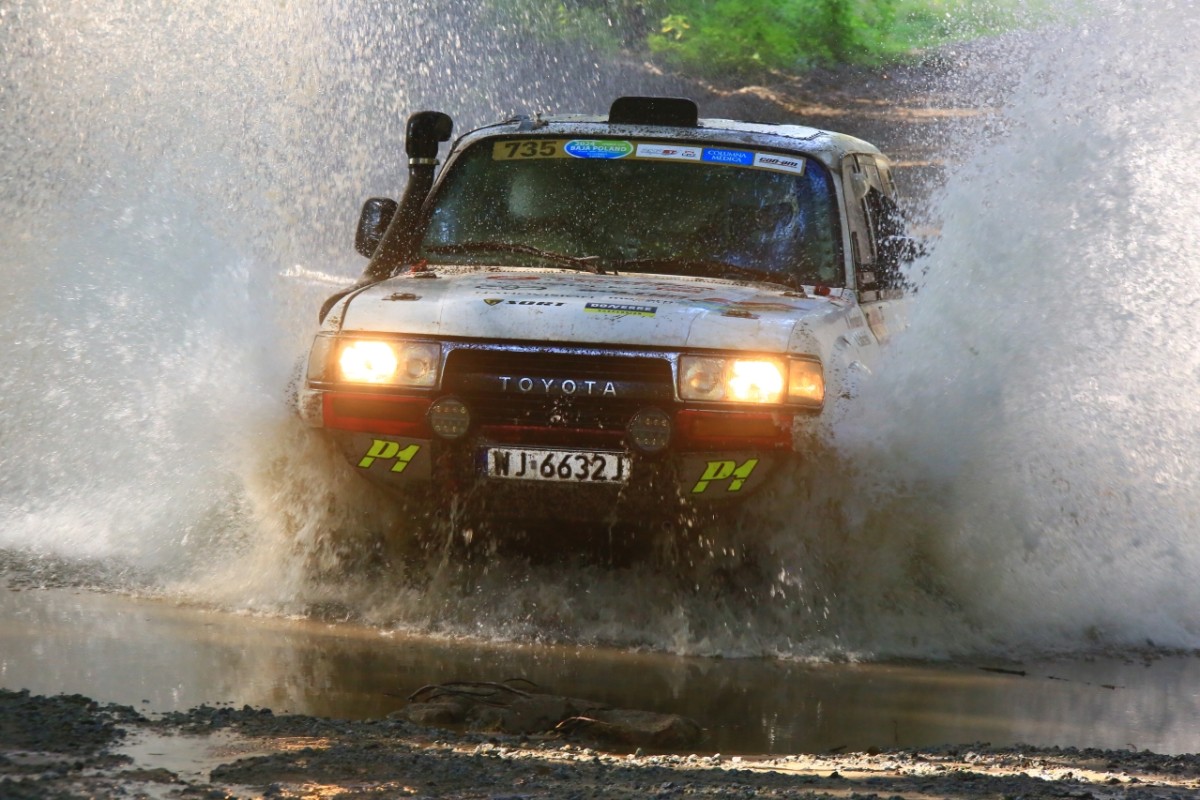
[495,140,558,159]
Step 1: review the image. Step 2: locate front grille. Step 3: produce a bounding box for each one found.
[442,348,674,429]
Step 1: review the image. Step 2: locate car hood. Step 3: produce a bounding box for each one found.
[336,268,847,352]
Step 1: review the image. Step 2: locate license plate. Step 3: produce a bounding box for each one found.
[482,447,630,484]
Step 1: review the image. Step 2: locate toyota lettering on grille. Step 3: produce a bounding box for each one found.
[499,377,618,397]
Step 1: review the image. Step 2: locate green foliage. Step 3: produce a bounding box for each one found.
[884,0,1075,54]
[476,0,626,52]
[645,0,903,74]
[482,0,1080,78]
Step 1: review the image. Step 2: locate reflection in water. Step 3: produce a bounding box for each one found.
[2,588,1198,755]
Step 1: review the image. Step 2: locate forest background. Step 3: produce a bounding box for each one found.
[482,0,1073,77]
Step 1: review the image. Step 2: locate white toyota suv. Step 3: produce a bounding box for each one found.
[297,96,909,528]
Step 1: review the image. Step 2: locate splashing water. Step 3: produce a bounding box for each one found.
[3,0,1199,659]
[840,0,1200,655]
[0,0,670,567]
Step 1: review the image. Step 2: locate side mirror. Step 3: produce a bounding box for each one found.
[355,197,397,258]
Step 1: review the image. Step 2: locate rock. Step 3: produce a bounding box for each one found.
[467,694,605,734]
[557,709,703,749]
[391,699,471,726]
[117,767,179,783]
[392,681,701,748]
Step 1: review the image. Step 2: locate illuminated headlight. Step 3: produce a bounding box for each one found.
[679,355,823,407]
[727,359,786,403]
[315,337,440,387]
[340,340,399,383]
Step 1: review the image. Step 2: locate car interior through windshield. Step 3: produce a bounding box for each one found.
[417,140,844,288]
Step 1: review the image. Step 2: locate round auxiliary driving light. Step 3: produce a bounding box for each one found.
[428,397,471,440]
[627,407,672,454]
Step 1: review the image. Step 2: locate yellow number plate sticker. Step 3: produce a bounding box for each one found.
[492,139,563,160]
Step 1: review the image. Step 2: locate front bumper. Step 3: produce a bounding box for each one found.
[300,386,795,517]
[297,336,816,521]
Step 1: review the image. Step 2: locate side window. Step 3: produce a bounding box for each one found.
[842,154,907,292]
[863,188,907,290]
[842,154,876,271]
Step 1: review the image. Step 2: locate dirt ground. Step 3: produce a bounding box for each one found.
[6,688,1200,799]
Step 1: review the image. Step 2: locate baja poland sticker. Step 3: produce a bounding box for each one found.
[585,302,657,317]
[564,140,634,159]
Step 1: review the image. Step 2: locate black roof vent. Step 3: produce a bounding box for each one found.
[608,96,698,127]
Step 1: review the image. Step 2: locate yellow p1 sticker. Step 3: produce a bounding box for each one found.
[357,439,421,473]
[691,458,759,493]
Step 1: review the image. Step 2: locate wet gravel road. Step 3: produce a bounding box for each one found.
[6,688,1200,799]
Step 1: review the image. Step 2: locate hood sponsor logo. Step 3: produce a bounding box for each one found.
[499,376,617,396]
[585,302,657,317]
[687,297,803,315]
[753,152,806,175]
[563,139,634,159]
[484,298,565,307]
[635,143,701,161]
[702,147,754,166]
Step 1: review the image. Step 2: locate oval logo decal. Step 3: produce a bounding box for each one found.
[563,139,633,159]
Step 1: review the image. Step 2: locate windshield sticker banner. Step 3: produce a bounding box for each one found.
[492,139,808,176]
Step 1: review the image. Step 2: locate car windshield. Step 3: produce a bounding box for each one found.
[415,138,844,287]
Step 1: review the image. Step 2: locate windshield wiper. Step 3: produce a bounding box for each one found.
[426,242,605,274]
[612,257,793,289]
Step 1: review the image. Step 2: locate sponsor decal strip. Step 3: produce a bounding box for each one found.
[584,302,657,317]
[752,152,805,175]
[702,147,754,166]
[491,139,807,175]
[484,298,565,307]
[635,143,701,161]
[564,139,634,159]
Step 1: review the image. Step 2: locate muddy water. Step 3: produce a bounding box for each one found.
[3,586,1198,756]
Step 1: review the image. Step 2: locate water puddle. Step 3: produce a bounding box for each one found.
[116,729,271,788]
[3,586,1199,755]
